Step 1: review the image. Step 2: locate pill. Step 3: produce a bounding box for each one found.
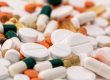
[51,29,73,44]
[87,36,98,49]
[0,58,11,67]
[20,43,49,61]
[74,11,96,25]
[93,18,109,28]
[0,51,2,58]
[18,28,38,42]
[4,49,20,63]
[5,30,18,39]
[93,47,110,65]
[63,33,89,47]
[9,57,36,76]
[34,59,64,72]
[47,0,62,6]
[38,66,66,80]
[85,1,95,8]
[24,69,38,78]
[49,43,71,59]
[67,66,96,80]
[71,43,93,56]
[14,74,30,80]
[31,77,40,80]
[0,33,6,43]
[0,66,9,80]
[85,25,105,37]
[51,6,73,19]
[36,5,52,32]
[37,32,45,42]
[44,20,58,37]
[19,14,38,29]
[102,10,110,20]
[87,5,105,15]
[83,57,110,79]
[2,39,15,51]
[0,24,17,34]
[105,27,110,36]
[4,77,13,80]
[0,2,9,7]
[96,35,110,47]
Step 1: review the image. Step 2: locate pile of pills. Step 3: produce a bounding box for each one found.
[1,0,110,80]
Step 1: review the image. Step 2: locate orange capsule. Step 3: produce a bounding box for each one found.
[78,27,87,36]
[20,53,25,60]
[38,40,50,48]
[0,2,8,7]
[24,69,38,78]
[24,3,37,13]
[74,6,86,13]
[45,36,52,46]
[31,78,41,80]
[85,1,95,8]
[0,12,13,23]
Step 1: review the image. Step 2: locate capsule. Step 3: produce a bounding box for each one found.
[36,5,52,32]
[44,20,58,37]
[47,0,62,6]
[9,57,36,76]
[74,11,96,25]
[38,66,66,80]
[0,23,17,34]
[34,59,64,72]
[83,57,110,79]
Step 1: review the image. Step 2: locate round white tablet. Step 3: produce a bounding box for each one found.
[67,66,96,80]
[85,25,105,37]
[49,43,71,59]
[96,35,110,47]
[51,29,73,44]
[18,28,38,42]
[14,74,29,80]
[0,59,11,67]
[51,6,73,19]
[5,49,20,63]
[2,39,15,51]
[0,66,9,80]
[20,43,49,61]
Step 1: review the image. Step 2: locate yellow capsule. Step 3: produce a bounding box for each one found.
[63,59,72,68]
[87,5,105,15]
[15,22,25,30]
[9,17,18,24]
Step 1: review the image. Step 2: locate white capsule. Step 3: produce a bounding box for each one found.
[44,20,58,37]
[9,61,27,76]
[49,43,71,59]
[74,11,96,25]
[51,29,73,44]
[51,6,73,19]
[38,66,66,80]
[67,66,96,80]
[36,14,49,32]
[34,61,52,72]
[83,57,110,79]
[14,74,29,80]
[18,28,38,42]
[0,58,11,67]
[4,49,20,63]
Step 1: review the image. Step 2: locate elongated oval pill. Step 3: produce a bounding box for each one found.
[38,66,66,80]
[83,57,110,79]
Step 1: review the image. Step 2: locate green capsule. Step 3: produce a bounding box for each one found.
[48,0,62,6]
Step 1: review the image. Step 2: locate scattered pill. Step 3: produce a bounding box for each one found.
[0,58,11,67]
[14,74,30,80]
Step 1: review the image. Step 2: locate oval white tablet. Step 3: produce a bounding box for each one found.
[20,43,49,61]
[49,43,71,59]
[0,66,9,80]
[14,74,29,80]
[85,25,105,37]
[51,29,73,44]
[5,49,20,63]
[18,28,38,42]
[2,39,15,51]
[51,6,73,19]
[0,59,11,67]
[67,66,96,80]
